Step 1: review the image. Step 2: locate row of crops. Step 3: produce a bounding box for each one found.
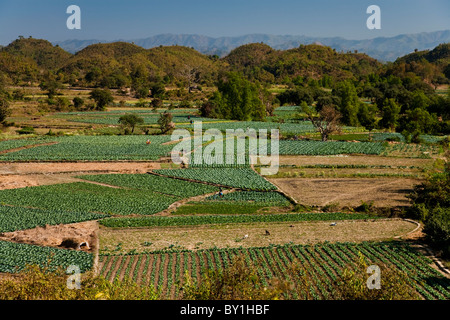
[0,135,174,161]
[2,134,441,162]
[278,140,386,155]
[381,142,442,158]
[69,114,221,125]
[0,205,106,233]
[203,190,291,206]
[0,137,56,152]
[97,242,450,300]
[0,173,223,218]
[0,240,93,273]
[0,182,178,216]
[99,212,378,228]
[57,108,195,116]
[77,174,219,198]
[154,168,277,191]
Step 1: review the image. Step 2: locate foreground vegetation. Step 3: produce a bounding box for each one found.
[98,241,449,300]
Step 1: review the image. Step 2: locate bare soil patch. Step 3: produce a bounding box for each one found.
[268,177,419,207]
[0,162,162,190]
[99,219,416,253]
[0,220,99,253]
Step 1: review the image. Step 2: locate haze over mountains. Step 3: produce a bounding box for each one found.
[53,30,450,62]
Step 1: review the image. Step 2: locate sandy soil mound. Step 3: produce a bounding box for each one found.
[0,221,99,253]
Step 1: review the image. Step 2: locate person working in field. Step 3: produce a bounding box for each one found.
[146,139,151,144]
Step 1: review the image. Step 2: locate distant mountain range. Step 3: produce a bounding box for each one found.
[54,30,450,62]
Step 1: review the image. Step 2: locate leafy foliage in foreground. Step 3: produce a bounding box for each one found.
[0,264,159,300]
[99,242,446,300]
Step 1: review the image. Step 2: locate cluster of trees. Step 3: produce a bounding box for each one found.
[408,163,450,257]
[199,72,271,121]
[0,75,11,125]
[276,73,449,140]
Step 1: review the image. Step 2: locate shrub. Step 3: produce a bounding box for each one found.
[0,264,159,300]
[423,206,450,257]
[181,255,283,300]
[16,126,35,135]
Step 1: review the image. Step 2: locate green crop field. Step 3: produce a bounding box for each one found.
[98,242,450,300]
[0,205,106,233]
[0,135,174,161]
[77,174,219,198]
[0,240,93,273]
[203,190,291,206]
[154,168,277,190]
[278,140,386,155]
[0,182,178,215]
[0,137,56,152]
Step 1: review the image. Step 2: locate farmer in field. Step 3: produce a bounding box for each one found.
[219,187,224,198]
[146,139,151,144]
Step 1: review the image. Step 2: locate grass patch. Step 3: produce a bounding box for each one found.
[173,203,268,215]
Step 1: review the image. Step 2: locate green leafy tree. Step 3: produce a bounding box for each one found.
[408,165,450,256]
[39,79,63,99]
[333,81,361,126]
[358,103,378,138]
[118,114,144,134]
[151,98,163,112]
[209,72,266,121]
[158,112,174,134]
[89,89,113,111]
[379,98,401,130]
[399,107,437,142]
[73,97,84,110]
[0,98,11,125]
[150,82,166,99]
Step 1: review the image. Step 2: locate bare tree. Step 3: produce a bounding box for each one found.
[303,104,342,141]
[178,65,200,93]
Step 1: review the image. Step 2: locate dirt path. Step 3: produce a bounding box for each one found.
[0,141,59,155]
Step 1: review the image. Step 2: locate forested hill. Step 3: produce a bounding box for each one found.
[0,37,448,90]
[52,30,450,61]
[223,43,382,83]
[1,37,72,70]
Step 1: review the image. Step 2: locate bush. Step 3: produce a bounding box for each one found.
[408,164,450,257]
[423,206,450,257]
[0,264,159,300]
[16,126,35,135]
[181,255,283,300]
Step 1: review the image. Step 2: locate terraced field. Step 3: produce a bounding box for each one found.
[0,135,174,161]
[153,168,277,190]
[98,242,450,300]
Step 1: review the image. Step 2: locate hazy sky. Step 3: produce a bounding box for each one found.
[0,0,449,45]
